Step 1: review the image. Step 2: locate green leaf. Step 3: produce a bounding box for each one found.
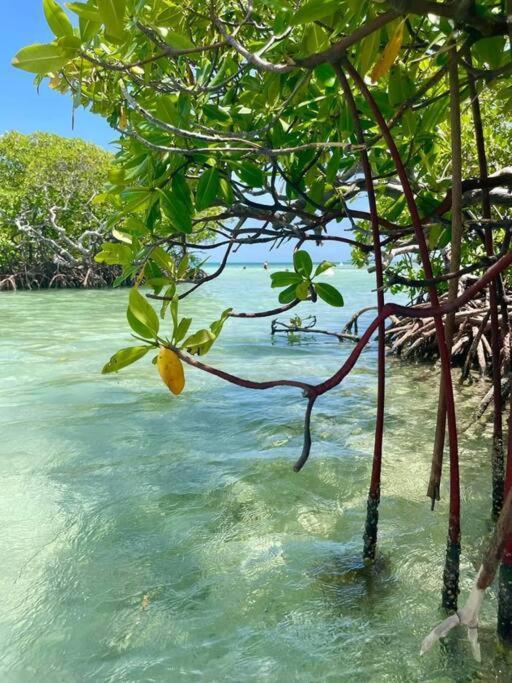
[171,174,193,212]
[314,260,334,277]
[308,177,325,208]
[79,16,101,41]
[218,177,233,204]
[314,63,336,88]
[12,43,71,74]
[128,287,159,338]
[94,242,133,265]
[270,271,303,288]
[150,246,175,274]
[196,168,220,211]
[180,308,228,356]
[122,222,149,237]
[387,196,406,222]
[474,36,506,69]
[97,0,125,40]
[165,31,194,50]
[170,295,179,333]
[108,167,126,186]
[177,254,189,279]
[183,329,213,346]
[160,284,176,319]
[127,307,150,338]
[293,250,313,277]
[203,104,231,122]
[57,34,81,55]
[66,2,101,21]
[428,224,450,250]
[326,149,340,183]
[295,281,310,300]
[155,96,179,125]
[183,328,215,355]
[174,317,192,344]
[102,346,150,373]
[338,102,354,136]
[357,25,381,76]
[208,307,233,341]
[278,284,298,304]
[44,0,74,38]
[120,187,154,212]
[239,162,265,188]
[388,65,414,107]
[157,188,192,234]
[302,23,329,54]
[420,98,448,132]
[146,277,170,295]
[178,308,232,356]
[315,282,344,307]
[291,0,338,25]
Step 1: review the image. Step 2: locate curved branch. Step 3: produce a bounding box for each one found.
[230,299,302,318]
[169,344,314,394]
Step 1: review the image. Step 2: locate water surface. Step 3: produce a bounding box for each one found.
[0,265,510,681]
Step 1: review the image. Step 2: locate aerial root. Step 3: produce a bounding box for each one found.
[293,393,317,472]
[386,282,512,380]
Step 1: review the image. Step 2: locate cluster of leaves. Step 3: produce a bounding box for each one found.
[271,251,343,306]
[123,282,232,356]
[102,276,233,390]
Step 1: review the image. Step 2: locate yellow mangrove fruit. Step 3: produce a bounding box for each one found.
[157,347,185,395]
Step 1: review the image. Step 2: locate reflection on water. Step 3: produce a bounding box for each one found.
[0,265,509,681]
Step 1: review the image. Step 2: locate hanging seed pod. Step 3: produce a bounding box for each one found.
[157,347,185,395]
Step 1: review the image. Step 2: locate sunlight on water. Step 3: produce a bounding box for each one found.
[1,265,511,681]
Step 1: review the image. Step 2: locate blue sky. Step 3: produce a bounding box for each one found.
[1,1,113,147]
[1,1,355,263]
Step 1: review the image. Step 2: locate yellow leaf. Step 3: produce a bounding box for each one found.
[157,347,185,395]
[119,107,127,130]
[370,21,405,83]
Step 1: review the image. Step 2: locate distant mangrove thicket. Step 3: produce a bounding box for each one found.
[0,131,115,289]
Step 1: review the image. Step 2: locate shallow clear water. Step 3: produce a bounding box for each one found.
[0,265,511,681]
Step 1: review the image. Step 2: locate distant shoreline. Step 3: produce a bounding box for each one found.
[204,262,355,267]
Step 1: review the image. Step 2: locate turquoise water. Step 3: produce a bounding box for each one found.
[0,265,510,681]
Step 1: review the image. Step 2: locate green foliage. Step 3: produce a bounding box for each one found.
[158,188,193,234]
[315,282,344,307]
[14,0,512,370]
[271,254,342,306]
[196,169,220,211]
[97,0,126,41]
[0,131,113,274]
[171,300,233,356]
[102,345,150,373]
[127,286,160,339]
[12,43,73,73]
[43,0,74,38]
[95,242,133,265]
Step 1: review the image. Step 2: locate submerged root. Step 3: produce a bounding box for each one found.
[0,263,121,290]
